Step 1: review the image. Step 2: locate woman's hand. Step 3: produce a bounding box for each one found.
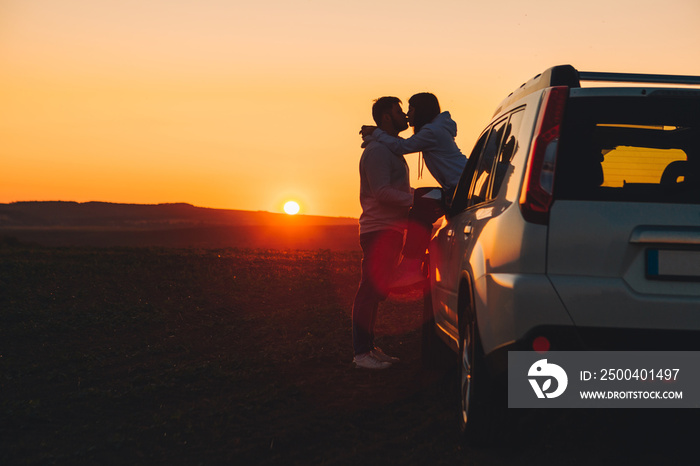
[359,125,377,137]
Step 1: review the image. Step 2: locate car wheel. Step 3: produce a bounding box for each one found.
[458,304,495,446]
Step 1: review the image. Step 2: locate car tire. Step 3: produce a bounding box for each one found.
[458,294,497,446]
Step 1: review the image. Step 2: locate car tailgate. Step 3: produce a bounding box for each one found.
[546,200,700,330]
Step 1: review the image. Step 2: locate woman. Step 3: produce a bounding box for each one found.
[361,93,467,288]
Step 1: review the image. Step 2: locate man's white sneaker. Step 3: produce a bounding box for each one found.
[353,352,392,370]
[371,347,399,363]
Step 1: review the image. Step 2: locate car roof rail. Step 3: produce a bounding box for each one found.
[494,65,580,116]
[578,71,700,86]
[494,65,700,116]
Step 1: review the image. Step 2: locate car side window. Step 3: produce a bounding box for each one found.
[469,118,507,206]
[492,109,525,197]
[449,130,488,213]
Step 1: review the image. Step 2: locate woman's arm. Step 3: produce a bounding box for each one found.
[373,127,437,155]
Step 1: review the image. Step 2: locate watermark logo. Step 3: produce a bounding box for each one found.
[528,359,568,399]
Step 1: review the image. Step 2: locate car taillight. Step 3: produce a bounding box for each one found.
[519,86,568,224]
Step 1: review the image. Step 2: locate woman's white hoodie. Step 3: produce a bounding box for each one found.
[372,111,467,190]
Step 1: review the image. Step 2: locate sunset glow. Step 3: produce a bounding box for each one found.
[2,0,700,218]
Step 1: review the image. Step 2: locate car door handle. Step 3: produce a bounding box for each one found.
[464,224,473,237]
[629,227,700,245]
[446,229,455,238]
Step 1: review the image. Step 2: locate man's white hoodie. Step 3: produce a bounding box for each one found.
[358,135,413,235]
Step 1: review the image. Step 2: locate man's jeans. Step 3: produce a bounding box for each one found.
[352,229,403,355]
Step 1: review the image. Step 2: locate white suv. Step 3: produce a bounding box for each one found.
[424,65,700,443]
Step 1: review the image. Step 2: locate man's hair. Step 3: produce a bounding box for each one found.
[372,96,401,126]
[408,92,441,133]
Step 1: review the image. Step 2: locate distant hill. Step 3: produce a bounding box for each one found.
[0,201,357,228]
[0,202,360,250]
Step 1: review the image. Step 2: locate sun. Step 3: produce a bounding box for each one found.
[283,201,300,215]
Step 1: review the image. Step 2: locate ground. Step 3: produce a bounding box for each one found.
[1,244,697,465]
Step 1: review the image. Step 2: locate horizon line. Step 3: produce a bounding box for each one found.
[0,200,359,220]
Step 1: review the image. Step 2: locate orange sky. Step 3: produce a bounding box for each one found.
[2,0,700,218]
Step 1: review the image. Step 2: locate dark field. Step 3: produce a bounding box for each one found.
[1,244,698,465]
[0,224,360,251]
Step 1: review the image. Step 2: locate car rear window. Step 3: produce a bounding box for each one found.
[555,95,700,204]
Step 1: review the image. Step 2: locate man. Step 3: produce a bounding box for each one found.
[352,96,413,370]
